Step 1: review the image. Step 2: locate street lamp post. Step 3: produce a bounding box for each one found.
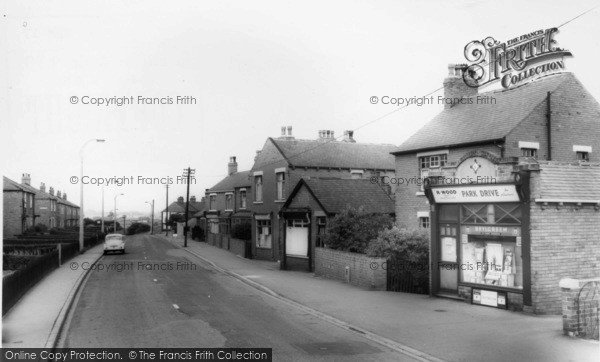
[146,200,154,234]
[114,193,123,233]
[79,138,105,253]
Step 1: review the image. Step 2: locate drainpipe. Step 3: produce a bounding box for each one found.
[546,92,552,161]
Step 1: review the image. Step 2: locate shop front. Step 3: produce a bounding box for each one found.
[425,179,529,310]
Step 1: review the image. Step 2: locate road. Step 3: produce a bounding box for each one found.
[62,234,416,361]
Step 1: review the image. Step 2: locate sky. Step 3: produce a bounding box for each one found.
[1,0,599,219]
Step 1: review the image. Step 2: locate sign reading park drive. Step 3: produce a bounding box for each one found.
[432,185,520,203]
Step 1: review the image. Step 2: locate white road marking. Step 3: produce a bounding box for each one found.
[172,304,180,310]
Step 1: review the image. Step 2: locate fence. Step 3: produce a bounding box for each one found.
[2,233,104,315]
[386,257,429,294]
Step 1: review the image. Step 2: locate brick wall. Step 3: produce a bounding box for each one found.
[529,203,600,314]
[315,247,387,290]
[228,238,248,258]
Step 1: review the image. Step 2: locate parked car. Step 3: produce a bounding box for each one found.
[104,234,125,254]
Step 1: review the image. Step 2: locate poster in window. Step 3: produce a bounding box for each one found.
[441,237,457,262]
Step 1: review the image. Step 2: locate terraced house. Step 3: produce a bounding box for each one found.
[250,126,397,265]
[392,66,600,313]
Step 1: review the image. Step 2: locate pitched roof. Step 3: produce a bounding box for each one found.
[393,73,587,154]
[270,138,396,170]
[3,176,33,192]
[207,171,251,192]
[289,178,395,214]
[536,162,600,201]
[164,199,206,214]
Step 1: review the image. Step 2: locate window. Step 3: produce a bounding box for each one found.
[276,172,285,200]
[225,194,233,210]
[419,217,430,228]
[256,219,272,248]
[219,218,230,235]
[521,148,537,158]
[209,195,217,210]
[240,190,247,209]
[316,217,327,247]
[255,176,263,202]
[461,234,523,289]
[208,219,219,234]
[576,151,589,161]
[419,154,447,169]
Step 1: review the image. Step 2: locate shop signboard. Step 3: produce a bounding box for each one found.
[431,185,520,203]
[472,289,508,309]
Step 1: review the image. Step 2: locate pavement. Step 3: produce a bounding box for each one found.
[2,244,104,348]
[2,233,598,361]
[163,235,599,362]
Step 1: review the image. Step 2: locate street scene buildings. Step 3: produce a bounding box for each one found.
[2,3,600,361]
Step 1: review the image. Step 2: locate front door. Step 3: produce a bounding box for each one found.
[438,223,459,293]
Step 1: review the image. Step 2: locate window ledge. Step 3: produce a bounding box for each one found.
[224,209,233,212]
[253,201,264,205]
[256,246,272,250]
[415,192,425,196]
[275,200,286,203]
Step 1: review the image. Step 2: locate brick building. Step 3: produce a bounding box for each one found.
[392,66,600,313]
[250,126,397,263]
[201,157,252,255]
[280,178,395,271]
[34,182,59,228]
[161,195,205,232]
[56,191,79,228]
[3,176,36,238]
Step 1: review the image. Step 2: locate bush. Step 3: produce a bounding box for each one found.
[322,206,393,253]
[192,225,205,241]
[366,226,430,266]
[127,222,151,235]
[231,222,252,241]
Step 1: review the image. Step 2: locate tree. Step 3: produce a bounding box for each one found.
[322,206,393,253]
[167,214,185,231]
[366,226,430,265]
[127,222,151,235]
[83,218,95,226]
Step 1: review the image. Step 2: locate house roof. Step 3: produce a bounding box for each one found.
[207,170,251,192]
[3,176,35,193]
[393,73,589,154]
[286,178,395,214]
[536,162,600,201]
[269,138,397,170]
[164,199,206,214]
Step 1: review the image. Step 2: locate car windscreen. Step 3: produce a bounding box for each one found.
[105,236,123,241]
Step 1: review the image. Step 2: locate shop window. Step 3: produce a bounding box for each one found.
[461,234,523,289]
[316,217,327,247]
[461,204,521,225]
[576,151,589,161]
[419,217,430,229]
[521,148,537,158]
[256,219,272,248]
[439,204,459,222]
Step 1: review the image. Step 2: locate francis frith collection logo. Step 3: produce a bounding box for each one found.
[462,27,572,89]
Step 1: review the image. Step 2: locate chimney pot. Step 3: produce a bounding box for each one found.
[281,126,286,136]
[49,187,54,196]
[287,126,292,136]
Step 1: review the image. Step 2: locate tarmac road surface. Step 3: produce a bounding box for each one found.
[62,233,418,361]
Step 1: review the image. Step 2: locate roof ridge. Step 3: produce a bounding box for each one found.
[272,138,397,147]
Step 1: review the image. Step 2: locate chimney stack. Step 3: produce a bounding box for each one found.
[63,193,67,200]
[177,196,184,203]
[228,156,238,175]
[318,130,335,141]
[278,125,295,140]
[443,64,478,109]
[190,196,196,203]
[22,173,31,185]
[343,130,356,143]
[254,150,262,162]
[57,190,62,198]
[49,187,54,196]
[40,182,46,193]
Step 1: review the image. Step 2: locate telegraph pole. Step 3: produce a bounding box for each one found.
[182,167,195,247]
[165,184,169,236]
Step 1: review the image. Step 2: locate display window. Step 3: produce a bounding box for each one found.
[460,235,523,289]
